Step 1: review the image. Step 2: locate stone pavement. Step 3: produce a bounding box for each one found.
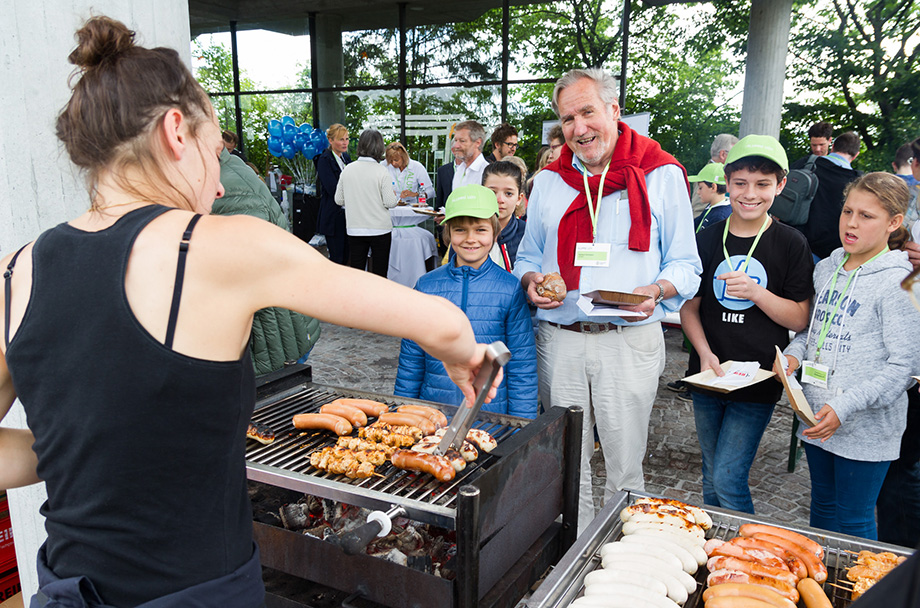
[306,321,813,528]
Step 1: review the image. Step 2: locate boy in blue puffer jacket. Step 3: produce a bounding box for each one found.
[394,185,538,418]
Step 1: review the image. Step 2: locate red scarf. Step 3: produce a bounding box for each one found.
[543,122,689,290]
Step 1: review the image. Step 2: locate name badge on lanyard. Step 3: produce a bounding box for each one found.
[575,242,611,267]
[576,160,613,267]
[801,360,829,389]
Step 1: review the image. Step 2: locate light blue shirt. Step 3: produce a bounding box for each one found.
[824,152,852,169]
[513,155,702,326]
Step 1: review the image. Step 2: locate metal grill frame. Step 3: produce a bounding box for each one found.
[246,366,584,608]
[525,489,915,608]
[246,372,530,528]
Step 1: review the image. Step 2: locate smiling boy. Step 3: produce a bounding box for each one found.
[679,135,815,513]
[394,185,538,418]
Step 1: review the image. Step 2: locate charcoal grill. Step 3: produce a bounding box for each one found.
[526,489,915,608]
[247,365,582,608]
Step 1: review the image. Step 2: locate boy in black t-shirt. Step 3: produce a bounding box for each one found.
[680,135,815,514]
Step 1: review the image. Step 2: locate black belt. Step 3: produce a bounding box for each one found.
[548,321,623,334]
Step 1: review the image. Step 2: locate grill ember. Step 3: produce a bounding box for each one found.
[251,482,458,578]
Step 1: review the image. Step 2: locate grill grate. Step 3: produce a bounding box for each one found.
[245,382,526,526]
[525,490,914,608]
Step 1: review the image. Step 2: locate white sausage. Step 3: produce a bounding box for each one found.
[619,534,699,573]
[623,520,705,543]
[602,553,696,595]
[590,562,688,605]
[599,542,683,571]
[583,568,668,597]
[584,583,680,608]
[622,526,708,564]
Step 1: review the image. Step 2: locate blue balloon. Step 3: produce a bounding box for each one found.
[282,123,298,144]
[301,142,318,158]
[267,136,283,153]
[299,123,313,134]
[281,115,296,126]
[281,144,296,159]
[293,133,308,148]
[268,146,282,158]
[267,119,282,138]
[310,129,324,143]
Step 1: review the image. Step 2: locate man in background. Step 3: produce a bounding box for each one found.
[222,129,248,162]
[212,149,321,374]
[450,120,490,191]
[798,131,862,260]
[690,133,737,217]
[790,121,833,170]
[486,123,519,162]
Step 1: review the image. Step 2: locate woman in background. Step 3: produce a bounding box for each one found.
[0,16,498,607]
[316,123,351,264]
[335,130,400,277]
[383,142,435,205]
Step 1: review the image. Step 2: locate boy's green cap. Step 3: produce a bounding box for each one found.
[688,162,726,185]
[440,184,499,225]
[724,134,789,172]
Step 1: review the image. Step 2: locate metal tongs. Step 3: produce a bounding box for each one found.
[436,341,511,455]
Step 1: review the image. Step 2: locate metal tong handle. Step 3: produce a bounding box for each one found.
[437,341,511,454]
[339,505,407,555]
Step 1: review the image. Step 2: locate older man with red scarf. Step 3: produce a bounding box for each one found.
[514,68,702,534]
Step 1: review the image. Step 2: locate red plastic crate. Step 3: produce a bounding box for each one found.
[0,494,14,567]
[0,566,21,602]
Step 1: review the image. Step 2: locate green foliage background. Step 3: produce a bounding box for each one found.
[193,0,919,177]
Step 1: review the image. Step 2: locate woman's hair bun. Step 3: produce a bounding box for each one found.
[68,16,136,69]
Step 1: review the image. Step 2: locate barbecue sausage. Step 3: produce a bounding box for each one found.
[397,405,448,428]
[320,403,368,428]
[633,497,713,529]
[378,412,436,435]
[292,413,353,436]
[706,556,798,586]
[391,449,455,482]
[703,597,781,608]
[702,583,796,608]
[330,398,388,417]
[749,533,827,582]
[709,544,790,574]
[706,570,799,603]
[796,577,832,608]
[728,536,808,580]
[739,524,823,559]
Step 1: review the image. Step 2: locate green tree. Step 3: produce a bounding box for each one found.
[784,0,920,170]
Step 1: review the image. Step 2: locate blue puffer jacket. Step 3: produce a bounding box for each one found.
[394,258,538,418]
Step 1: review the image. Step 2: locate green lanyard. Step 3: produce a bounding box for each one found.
[582,161,612,243]
[815,247,889,361]
[722,215,770,273]
[696,206,714,234]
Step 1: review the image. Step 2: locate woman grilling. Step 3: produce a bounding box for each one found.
[0,15,498,607]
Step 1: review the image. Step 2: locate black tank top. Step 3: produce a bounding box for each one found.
[5,205,256,606]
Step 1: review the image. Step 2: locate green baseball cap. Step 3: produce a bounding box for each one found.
[688,162,726,185]
[440,184,499,224]
[724,134,789,172]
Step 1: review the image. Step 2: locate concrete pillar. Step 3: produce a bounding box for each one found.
[738,0,793,138]
[315,14,346,130]
[0,0,191,597]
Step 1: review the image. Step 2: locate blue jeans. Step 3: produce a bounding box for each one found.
[692,393,776,513]
[802,442,891,540]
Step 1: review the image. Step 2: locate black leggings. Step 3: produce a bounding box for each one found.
[348,233,392,277]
